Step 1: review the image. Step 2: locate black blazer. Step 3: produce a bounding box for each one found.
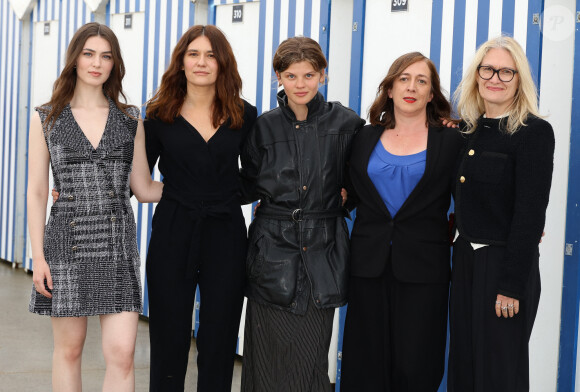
[347,124,463,283]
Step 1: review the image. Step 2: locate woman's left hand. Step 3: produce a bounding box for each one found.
[495,294,519,318]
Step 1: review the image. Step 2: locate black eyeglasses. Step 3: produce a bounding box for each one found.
[477,65,518,82]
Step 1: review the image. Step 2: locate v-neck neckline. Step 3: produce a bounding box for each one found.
[68,99,112,151]
[179,115,222,144]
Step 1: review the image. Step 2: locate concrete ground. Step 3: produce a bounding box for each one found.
[0,259,242,392]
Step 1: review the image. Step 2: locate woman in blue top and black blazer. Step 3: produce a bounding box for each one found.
[340,52,463,391]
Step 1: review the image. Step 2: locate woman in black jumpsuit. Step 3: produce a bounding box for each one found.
[144,25,257,392]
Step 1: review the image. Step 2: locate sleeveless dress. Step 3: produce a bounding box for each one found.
[29,99,142,317]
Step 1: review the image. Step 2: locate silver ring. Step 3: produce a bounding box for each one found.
[501,306,508,311]
[495,301,501,305]
[508,304,514,308]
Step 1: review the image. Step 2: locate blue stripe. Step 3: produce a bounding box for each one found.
[136,0,141,12]
[23,12,34,267]
[165,0,173,69]
[0,7,9,258]
[189,1,194,28]
[126,0,130,13]
[317,0,330,99]
[52,0,56,21]
[43,0,47,22]
[12,17,22,262]
[449,0,466,103]
[177,0,183,40]
[348,0,365,115]
[57,0,62,78]
[91,11,95,22]
[139,0,151,316]
[525,0,544,88]
[82,2,87,24]
[152,0,161,90]
[65,0,71,48]
[558,3,580,390]
[429,0,443,72]
[116,0,120,14]
[269,0,281,110]
[106,2,110,26]
[476,0,490,47]
[255,0,266,114]
[208,0,216,25]
[501,0,515,36]
[7,12,16,261]
[74,0,78,32]
[303,0,312,37]
[287,0,296,38]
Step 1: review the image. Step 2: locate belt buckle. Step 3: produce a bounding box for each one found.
[292,208,303,222]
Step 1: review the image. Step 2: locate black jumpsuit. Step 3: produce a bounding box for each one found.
[144,101,257,392]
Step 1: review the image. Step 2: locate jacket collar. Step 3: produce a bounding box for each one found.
[277,89,323,121]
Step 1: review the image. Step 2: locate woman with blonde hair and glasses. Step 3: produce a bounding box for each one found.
[449,36,554,391]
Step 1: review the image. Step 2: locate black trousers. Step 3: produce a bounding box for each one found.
[340,262,449,392]
[146,198,247,392]
[448,236,541,392]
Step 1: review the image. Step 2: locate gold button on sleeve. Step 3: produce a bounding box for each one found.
[468,149,475,156]
[460,176,466,183]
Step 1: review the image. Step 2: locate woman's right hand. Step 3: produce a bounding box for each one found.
[32,258,53,299]
[51,188,59,204]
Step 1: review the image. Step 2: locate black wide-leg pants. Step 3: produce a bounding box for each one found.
[341,260,449,392]
[448,236,541,392]
[146,198,247,392]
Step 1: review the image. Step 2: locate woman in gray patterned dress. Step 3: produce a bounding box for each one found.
[27,23,162,391]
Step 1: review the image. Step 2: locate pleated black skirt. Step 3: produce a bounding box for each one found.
[241,298,335,392]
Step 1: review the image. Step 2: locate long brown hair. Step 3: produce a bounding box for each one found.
[146,25,244,129]
[368,52,450,128]
[41,22,132,131]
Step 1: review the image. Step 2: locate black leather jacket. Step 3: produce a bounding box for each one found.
[240,91,365,314]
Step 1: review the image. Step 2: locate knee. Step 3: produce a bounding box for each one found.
[104,343,135,373]
[54,344,83,364]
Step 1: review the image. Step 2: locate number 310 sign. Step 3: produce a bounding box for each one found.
[392,0,408,12]
[232,5,243,23]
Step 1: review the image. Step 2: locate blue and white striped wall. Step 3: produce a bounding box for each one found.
[0,1,22,265]
[2,0,579,390]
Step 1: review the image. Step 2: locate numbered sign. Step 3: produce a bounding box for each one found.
[391,0,408,12]
[232,5,243,23]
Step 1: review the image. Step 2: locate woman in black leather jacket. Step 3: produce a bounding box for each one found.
[239,36,364,391]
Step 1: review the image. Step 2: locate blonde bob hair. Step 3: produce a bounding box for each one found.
[453,36,540,134]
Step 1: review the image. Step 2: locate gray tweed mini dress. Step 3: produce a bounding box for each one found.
[29,99,142,317]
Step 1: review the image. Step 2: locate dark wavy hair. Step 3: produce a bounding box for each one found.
[368,52,450,128]
[41,22,133,131]
[146,25,244,129]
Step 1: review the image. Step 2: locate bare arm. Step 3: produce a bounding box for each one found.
[130,120,163,203]
[27,112,52,298]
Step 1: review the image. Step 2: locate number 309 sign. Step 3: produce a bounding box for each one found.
[391,0,408,12]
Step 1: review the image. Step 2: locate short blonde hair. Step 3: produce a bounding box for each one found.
[453,36,540,134]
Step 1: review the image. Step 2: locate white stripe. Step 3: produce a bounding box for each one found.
[157,2,167,87]
[145,1,156,99]
[169,0,179,59]
[462,0,478,76]
[295,0,305,36]
[262,0,274,112]
[488,0,503,38]
[279,0,289,42]
[513,0,528,49]
[310,0,320,42]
